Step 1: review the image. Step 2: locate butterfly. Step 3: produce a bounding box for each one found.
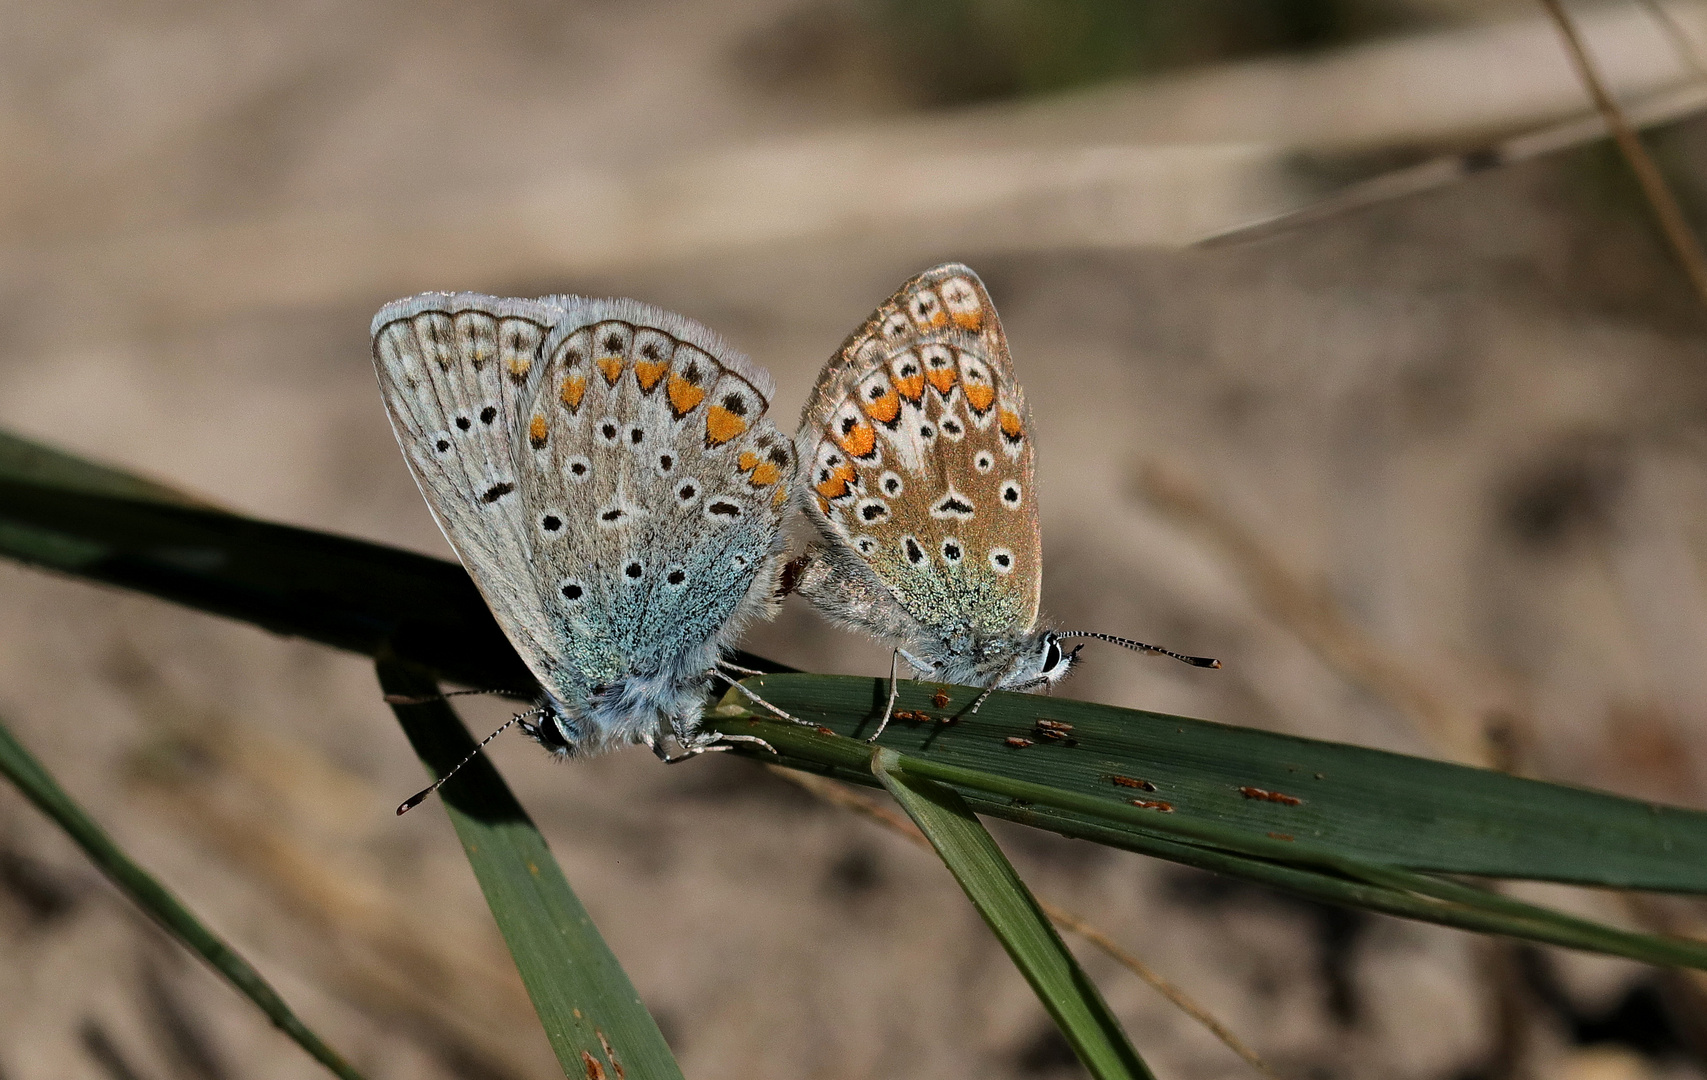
[790,264,1217,739]
[371,292,799,780]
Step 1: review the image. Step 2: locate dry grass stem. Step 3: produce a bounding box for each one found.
[1540,0,1707,311]
[766,766,1284,1079]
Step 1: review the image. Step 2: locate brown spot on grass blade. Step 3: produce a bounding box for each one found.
[581,1050,605,1079]
[1004,736,1034,748]
[1109,775,1156,792]
[595,1030,625,1079]
[1239,786,1303,806]
[1032,718,1076,744]
[1267,832,1295,841]
[932,688,950,709]
[1130,799,1174,812]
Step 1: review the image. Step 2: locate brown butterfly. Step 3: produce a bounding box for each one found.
[789,264,1217,739]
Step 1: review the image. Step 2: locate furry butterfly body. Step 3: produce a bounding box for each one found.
[372,292,796,758]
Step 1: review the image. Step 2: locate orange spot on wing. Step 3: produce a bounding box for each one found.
[667,375,705,417]
[862,391,901,425]
[894,374,925,402]
[559,374,587,411]
[705,406,748,445]
[507,355,531,378]
[999,408,1023,439]
[738,451,759,471]
[927,367,958,395]
[596,356,624,385]
[634,359,668,391]
[926,309,948,329]
[837,422,876,459]
[528,414,548,447]
[748,462,781,486]
[964,383,996,413]
[773,486,791,506]
[951,309,984,330]
[814,461,857,501]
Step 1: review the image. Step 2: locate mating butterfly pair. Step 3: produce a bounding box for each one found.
[371,265,1215,789]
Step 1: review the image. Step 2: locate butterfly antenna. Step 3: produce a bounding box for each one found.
[383,688,527,706]
[1056,632,1221,669]
[396,709,539,815]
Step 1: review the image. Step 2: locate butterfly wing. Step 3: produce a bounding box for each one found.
[512,298,795,740]
[797,264,1041,646]
[372,293,569,681]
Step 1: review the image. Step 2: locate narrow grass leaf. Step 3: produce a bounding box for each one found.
[871,749,1153,1080]
[0,712,366,1080]
[738,674,1707,891]
[378,657,683,1080]
[724,707,1707,971]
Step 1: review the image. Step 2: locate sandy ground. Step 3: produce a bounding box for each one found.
[4,1,1707,1078]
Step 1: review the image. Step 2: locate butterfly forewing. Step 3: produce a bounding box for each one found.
[371,294,564,650]
[799,264,1041,640]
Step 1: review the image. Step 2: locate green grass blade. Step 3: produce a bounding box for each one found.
[872,749,1155,1080]
[0,430,209,505]
[733,674,1707,891]
[377,657,683,1080]
[719,708,1707,971]
[0,712,366,1080]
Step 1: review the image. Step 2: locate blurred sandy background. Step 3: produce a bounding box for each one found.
[5,0,1707,1077]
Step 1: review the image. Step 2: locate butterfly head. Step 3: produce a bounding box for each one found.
[518,695,578,758]
[996,630,1083,691]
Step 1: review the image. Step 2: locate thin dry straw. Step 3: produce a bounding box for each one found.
[1539,0,1707,311]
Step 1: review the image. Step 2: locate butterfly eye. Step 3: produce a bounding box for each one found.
[1041,638,1064,674]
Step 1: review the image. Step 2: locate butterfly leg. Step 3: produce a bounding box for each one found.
[651,730,778,763]
[865,649,903,744]
[713,665,815,728]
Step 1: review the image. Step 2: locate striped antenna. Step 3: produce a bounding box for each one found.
[1055,632,1221,669]
[395,709,540,815]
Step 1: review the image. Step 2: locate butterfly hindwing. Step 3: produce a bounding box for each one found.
[798,265,1041,643]
[519,299,796,708]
